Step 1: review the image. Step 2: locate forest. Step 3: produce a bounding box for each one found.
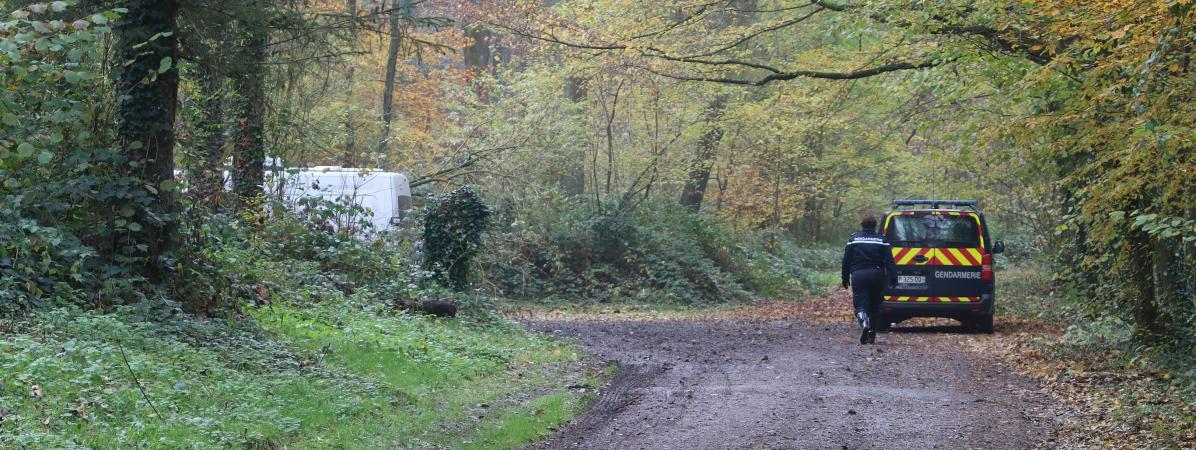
[1,0,1195,448]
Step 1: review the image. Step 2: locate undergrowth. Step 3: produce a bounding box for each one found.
[0,200,595,448]
[982,258,1196,449]
[479,195,829,304]
[0,301,590,448]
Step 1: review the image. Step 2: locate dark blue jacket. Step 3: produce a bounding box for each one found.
[841,230,898,288]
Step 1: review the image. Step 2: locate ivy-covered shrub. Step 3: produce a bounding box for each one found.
[421,186,493,291]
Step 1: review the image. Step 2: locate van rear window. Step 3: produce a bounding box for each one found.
[885,214,981,248]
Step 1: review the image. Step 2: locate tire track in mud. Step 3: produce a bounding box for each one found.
[528,318,1052,450]
[569,362,666,433]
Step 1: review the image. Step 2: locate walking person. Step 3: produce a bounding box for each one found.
[841,214,898,344]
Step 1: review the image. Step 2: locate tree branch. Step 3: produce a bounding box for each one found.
[678,6,827,59]
[810,0,1052,65]
[643,58,947,86]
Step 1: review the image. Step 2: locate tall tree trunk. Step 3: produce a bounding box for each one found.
[1154,236,1180,334]
[770,163,782,227]
[342,0,358,167]
[112,0,181,281]
[679,97,725,211]
[1186,206,1196,324]
[232,18,267,210]
[807,129,825,239]
[678,1,753,212]
[376,0,407,155]
[463,26,493,70]
[192,68,227,208]
[1128,230,1164,343]
[558,76,587,196]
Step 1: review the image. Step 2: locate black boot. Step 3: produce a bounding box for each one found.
[858,312,871,345]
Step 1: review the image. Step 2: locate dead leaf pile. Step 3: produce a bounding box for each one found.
[719,289,855,324]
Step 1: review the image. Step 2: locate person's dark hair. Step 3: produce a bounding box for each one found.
[860,214,878,231]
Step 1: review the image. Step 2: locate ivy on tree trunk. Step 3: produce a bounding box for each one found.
[232,18,267,210]
[112,0,181,281]
[190,68,228,208]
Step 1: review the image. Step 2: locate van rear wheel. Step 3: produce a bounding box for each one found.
[874,314,892,331]
[964,315,994,334]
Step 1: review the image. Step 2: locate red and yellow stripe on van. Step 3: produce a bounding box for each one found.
[892,247,982,266]
[884,296,979,303]
[934,247,983,266]
[892,247,933,265]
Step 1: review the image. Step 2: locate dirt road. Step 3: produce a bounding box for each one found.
[528,315,1052,449]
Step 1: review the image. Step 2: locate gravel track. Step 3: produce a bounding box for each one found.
[527,318,1052,450]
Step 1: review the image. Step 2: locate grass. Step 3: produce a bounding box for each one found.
[464,392,577,449]
[0,302,597,449]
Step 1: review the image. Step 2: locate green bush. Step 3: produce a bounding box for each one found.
[479,193,816,303]
[171,196,443,316]
[1,5,156,311]
[0,204,91,313]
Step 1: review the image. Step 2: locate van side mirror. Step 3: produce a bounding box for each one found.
[991,240,1006,254]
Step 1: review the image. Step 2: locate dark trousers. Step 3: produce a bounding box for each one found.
[851,268,885,331]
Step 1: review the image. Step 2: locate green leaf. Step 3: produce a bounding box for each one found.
[36,151,52,164]
[1,113,17,126]
[16,142,34,158]
[157,56,172,74]
[119,205,135,217]
[126,222,142,232]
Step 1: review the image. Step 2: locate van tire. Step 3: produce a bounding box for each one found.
[875,314,892,331]
[966,315,994,334]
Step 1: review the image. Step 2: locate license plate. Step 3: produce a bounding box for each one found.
[898,275,926,285]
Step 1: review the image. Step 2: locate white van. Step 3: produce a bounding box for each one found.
[267,166,413,233]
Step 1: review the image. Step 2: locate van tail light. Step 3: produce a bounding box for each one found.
[981,253,994,282]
